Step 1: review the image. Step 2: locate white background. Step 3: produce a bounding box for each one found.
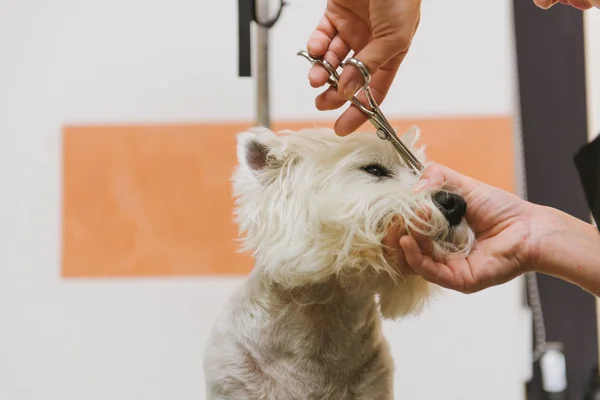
[3,0,596,399]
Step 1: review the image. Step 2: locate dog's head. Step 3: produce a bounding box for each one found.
[232,127,475,317]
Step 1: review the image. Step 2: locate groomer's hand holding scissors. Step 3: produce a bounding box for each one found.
[306,0,421,137]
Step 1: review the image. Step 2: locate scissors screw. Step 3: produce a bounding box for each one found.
[376,129,387,140]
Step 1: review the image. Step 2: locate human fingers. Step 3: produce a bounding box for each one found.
[337,37,403,100]
[308,34,352,89]
[533,0,558,9]
[533,0,598,9]
[316,82,375,135]
[382,202,432,276]
[332,54,405,136]
[331,8,420,136]
[410,230,435,260]
[337,0,420,100]
[315,86,347,112]
[399,236,477,293]
[568,0,600,9]
[307,15,337,57]
[309,13,370,111]
[382,216,403,250]
[334,103,369,136]
[382,217,414,275]
[306,16,339,88]
[391,206,433,275]
[407,203,436,254]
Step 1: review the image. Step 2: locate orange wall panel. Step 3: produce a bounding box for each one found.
[61,116,514,278]
[62,124,253,278]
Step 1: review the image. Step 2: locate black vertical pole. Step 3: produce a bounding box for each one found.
[238,0,253,77]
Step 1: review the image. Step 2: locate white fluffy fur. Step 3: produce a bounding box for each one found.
[203,126,475,399]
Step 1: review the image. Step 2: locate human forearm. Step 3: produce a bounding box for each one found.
[532,205,600,296]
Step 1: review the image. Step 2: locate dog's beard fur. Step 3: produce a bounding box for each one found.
[204,126,475,399]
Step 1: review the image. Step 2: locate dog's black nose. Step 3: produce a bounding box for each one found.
[432,191,467,227]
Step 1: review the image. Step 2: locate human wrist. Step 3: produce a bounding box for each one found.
[523,204,567,274]
[527,204,600,295]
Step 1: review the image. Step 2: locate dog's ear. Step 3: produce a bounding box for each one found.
[399,125,427,165]
[400,126,421,149]
[236,128,285,173]
[238,134,271,171]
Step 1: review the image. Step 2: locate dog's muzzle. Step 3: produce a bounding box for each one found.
[432,191,467,227]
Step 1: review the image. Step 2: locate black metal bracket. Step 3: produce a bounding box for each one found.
[237,0,286,77]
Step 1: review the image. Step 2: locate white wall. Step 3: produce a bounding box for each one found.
[0,1,531,399]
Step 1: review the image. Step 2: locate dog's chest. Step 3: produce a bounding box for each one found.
[238,338,394,400]
[204,279,397,399]
[240,297,395,399]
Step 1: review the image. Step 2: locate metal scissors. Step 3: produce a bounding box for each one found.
[297,49,424,172]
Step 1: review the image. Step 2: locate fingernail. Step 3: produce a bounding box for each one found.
[342,80,360,100]
[412,179,429,193]
[399,236,408,247]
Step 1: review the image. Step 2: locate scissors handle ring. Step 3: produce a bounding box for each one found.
[297,50,339,86]
[341,58,371,88]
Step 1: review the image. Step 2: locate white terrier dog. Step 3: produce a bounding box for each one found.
[203,126,475,400]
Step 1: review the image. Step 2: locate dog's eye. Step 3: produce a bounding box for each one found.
[360,163,391,178]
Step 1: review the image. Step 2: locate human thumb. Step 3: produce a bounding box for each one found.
[412,163,481,195]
